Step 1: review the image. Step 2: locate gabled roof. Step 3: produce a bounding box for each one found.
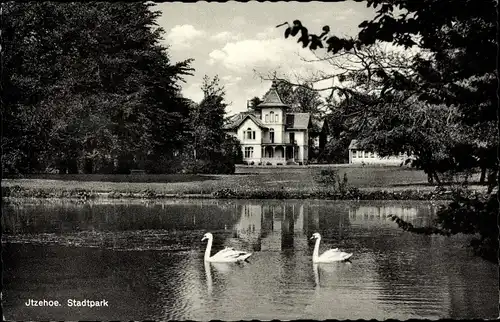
[223,112,268,130]
[285,113,310,130]
[257,80,289,108]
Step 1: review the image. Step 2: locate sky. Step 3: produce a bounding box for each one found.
[153,1,378,116]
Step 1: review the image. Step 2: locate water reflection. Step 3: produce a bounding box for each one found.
[313,262,354,288]
[2,199,497,320]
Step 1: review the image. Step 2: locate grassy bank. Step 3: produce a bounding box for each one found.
[2,166,487,200]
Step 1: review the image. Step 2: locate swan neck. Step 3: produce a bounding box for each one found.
[204,237,213,260]
[313,237,321,261]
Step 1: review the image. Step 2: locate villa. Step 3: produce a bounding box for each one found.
[348,139,410,165]
[224,81,312,165]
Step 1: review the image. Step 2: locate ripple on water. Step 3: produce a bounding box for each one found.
[2,229,207,252]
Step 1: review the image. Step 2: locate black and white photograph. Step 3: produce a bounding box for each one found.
[1,0,498,320]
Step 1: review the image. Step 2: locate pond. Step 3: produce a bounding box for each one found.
[2,199,498,320]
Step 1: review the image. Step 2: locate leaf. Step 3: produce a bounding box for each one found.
[290,20,302,36]
[359,20,369,28]
[284,27,291,38]
[298,35,310,48]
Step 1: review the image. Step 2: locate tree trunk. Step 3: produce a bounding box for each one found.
[433,172,441,185]
[58,157,67,174]
[67,158,79,174]
[84,158,93,174]
[427,172,434,184]
[479,166,487,184]
[487,167,498,194]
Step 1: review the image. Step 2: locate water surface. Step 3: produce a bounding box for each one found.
[2,199,498,320]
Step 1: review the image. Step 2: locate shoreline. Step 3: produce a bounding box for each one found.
[2,185,486,201]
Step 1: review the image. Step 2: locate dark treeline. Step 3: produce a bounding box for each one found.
[2,2,241,175]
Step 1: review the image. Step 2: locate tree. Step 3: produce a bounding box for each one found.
[248,96,263,111]
[274,0,497,190]
[189,75,242,174]
[1,2,194,174]
[274,0,498,262]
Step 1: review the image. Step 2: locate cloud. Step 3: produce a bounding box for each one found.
[181,82,204,103]
[221,75,242,87]
[231,16,247,27]
[207,38,323,74]
[165,24,205,49]
[221,75,242,82]
[256,27,277,40]
[210,31,242,42]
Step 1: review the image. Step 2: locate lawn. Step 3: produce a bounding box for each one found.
[3,166,484,197]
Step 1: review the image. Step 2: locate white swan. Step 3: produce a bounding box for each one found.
[311,232,352,263]
[202,232,252,262]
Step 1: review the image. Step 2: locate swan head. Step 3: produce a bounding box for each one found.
[201,232,213,241]
[310,232,321,240]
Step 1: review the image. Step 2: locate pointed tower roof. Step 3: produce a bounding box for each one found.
[256,80,289,108]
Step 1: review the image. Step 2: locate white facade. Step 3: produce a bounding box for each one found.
[224,81,311,166]
[347,139,410,165]
[349,149,407,165]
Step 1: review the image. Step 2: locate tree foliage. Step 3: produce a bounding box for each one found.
[276,0,497,189]
[276,0,498,261]
[2,2,193,174]
[390,191,498,263]
[188,75,243,174]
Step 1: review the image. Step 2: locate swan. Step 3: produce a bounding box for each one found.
[310,232,352,263]
[201,232,252,262]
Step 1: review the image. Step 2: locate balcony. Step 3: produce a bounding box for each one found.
[261,139,297,145]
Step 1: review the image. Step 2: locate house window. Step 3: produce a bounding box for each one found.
[289,132,295,144]
[265,114,269,122]
[371,152,375,158]
[269,148,274,158]
[269,129,275,143]
[352,150,357,158]
[269,111,274,123]
[356,151,360,158]
[246,128,255,140]
[275,114,279,122]
[244,147,254,158]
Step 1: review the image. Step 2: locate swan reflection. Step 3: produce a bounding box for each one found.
[204,261,213,295]
[204,261,239,295]
[313,261,353,289]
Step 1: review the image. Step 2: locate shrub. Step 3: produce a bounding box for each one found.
[314,169,352,197]
[314,169,339,186]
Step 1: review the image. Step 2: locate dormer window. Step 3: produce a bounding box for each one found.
[269,111,274,123]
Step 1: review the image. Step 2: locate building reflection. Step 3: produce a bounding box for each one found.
[348,204,432,227]
[232,202,311,252]
[231,201,439,254]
